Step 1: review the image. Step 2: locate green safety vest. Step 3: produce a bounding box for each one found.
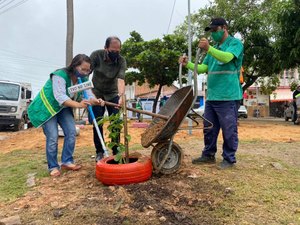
[28,69,85,128]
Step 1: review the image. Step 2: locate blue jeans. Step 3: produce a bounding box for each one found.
[42,107,76,171]
[89,96,120,155]
[202,100,240,163]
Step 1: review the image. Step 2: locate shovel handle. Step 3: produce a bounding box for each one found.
[104,101,169,120]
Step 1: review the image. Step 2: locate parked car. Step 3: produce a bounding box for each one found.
[284,102,294,121]
[0,80,32,131]
[238,105,248,118]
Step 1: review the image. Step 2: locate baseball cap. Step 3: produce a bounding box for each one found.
[205,18,228,32]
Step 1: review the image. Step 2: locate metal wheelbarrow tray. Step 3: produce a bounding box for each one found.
[139,86,195,174]
[141,86,194,148]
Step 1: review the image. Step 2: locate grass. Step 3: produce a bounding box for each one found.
[0,145,92,202]
[208,151,300,224]
[0,149,48,202]
[1,139,300,224]
[175,136,300,224]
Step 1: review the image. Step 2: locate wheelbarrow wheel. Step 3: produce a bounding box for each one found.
[151,141,183,174]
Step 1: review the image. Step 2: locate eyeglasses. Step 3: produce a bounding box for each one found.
[78,67,91,74]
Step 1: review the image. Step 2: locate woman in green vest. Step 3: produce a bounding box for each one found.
[28,54,104,177]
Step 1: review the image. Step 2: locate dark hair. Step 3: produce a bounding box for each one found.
[104,36,122,49]
[66,54,92,74]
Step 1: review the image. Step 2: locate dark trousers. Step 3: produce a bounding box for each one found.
[202,100,240,163]
[89,96,120,155]
[292,102,297,122]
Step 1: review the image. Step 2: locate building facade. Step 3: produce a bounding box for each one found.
[243,68,299,117]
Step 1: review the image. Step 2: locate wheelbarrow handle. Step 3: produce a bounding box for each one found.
[104,101,169,120]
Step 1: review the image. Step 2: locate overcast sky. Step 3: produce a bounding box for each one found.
[0,0,209,94]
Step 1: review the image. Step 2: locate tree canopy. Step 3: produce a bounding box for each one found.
[122,0,300,102]
[276,0,300,69]
[122,31,187,113]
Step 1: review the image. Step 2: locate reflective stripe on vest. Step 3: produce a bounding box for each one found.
[40,87,56,116]
[208,70,239,75]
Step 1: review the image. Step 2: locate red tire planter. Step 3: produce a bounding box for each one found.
[96,155,153,186]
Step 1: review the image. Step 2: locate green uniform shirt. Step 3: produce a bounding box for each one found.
[90,49,127,101]
[203,36,243,101]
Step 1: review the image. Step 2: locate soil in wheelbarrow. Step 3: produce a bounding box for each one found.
[141,120,166,147]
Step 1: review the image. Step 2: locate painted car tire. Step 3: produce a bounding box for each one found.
[96,155,153,186]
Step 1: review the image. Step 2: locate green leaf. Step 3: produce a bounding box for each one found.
[125,135,131,142]
[114,153,122,163]
[109,133,119,140]
[108,142,117,149]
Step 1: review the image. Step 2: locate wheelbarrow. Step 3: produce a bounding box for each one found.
[105,48,212,174]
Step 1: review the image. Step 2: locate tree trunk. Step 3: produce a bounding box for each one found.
[152,84,163,114]
[242,74,259,92]
[66,0,74,66]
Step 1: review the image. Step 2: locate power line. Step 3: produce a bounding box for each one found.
[166,0,177,34]
[0,0,29,16]
[0,0,10,6]
[0,49,63,67]
[0,60,60,71]
[0,56,63,68]
[0,68,49,81]
[0,0,16,10]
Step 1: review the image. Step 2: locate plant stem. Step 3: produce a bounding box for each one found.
[123,95,129,163]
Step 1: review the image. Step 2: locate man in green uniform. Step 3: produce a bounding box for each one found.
[179,18,244,169]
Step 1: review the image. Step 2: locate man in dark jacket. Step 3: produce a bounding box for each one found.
[89,36,127,162]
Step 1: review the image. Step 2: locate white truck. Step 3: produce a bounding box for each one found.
[0,80,32,131]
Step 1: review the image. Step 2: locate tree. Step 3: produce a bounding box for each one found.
[66,0,74,66]
[122,31,187,113]
[174,0,283,92]
[276,0,300,69]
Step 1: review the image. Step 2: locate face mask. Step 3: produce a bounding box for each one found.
[211,30,225,43]
[108,51,119,62]
[75,69,86,78]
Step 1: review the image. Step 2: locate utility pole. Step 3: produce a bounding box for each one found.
[187,0,192,63]
[66,0,76,119]
[66,0,74,66]
[187,0,193,134]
